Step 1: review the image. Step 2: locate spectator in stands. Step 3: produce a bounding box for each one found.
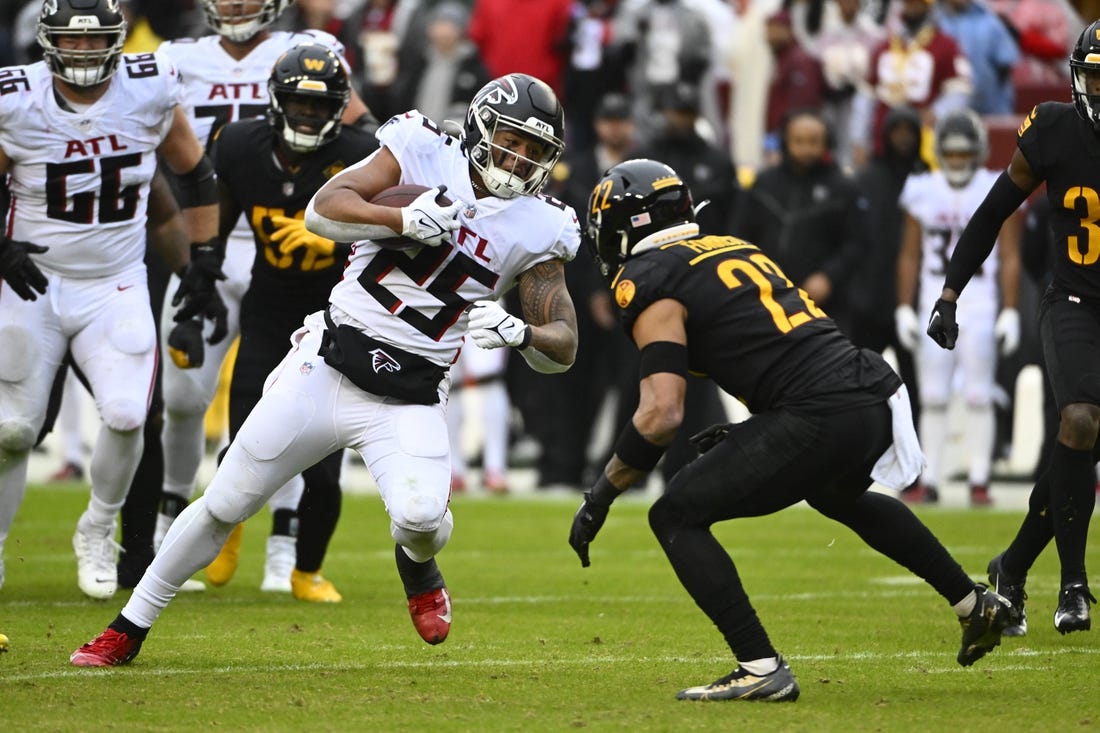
[468,0,573,97]
[764,9,827,166]
[850,0,972,169]
[392,2,490,126]
[611,0,712,144]
[937,0,1020,114]
[562,0,626,152]
[990,0,1078,95]
[633,82,739,236]
[814,0,887,171]
[732,109,867,335]
[850,105,928,421]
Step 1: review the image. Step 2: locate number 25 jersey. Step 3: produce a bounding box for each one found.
[327,111,581,367]
[0,55,181,278]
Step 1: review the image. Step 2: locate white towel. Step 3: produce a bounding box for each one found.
[870,385,926,491]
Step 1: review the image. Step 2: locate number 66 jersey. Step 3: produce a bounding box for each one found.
[327,110,580,367]
[0,54,181,278]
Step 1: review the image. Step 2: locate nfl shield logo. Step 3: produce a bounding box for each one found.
[299,361,314,375]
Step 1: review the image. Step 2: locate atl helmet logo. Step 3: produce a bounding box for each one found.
[370,348,401,374]
[475,78,519,108]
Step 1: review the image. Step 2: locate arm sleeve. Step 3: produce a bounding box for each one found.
[943,171,1030,294]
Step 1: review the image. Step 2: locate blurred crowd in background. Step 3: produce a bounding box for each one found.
[0,0,1089,495]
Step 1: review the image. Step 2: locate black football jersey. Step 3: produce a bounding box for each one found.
[1017,102,1100,300]
[211,118,378,317]
[613,236,900,413]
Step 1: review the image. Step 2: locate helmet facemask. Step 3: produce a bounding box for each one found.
[271,89,346,152]
[37,2,127,88]
[933,109,987,188]
[268,42,350,153]
[467,110,563,198]
[202,0,289,42]
[1072,62,1100,133]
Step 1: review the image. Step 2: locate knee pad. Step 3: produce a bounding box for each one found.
[0,325,36,382]
[99,398,147,432]
[389,491,448,534]
[0,418,36,453]
[204,463,270,524]
[392,509,453,562]
[648,493,689,540]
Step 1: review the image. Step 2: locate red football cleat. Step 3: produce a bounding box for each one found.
[408,587,451,645]
[70,628,143,667]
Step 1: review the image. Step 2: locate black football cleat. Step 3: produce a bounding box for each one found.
[987,553,1028,637]
[1054,583,1096,635]
[958,585,1017,666]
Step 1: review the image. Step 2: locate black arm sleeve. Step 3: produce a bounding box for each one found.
[943,171,1029,294]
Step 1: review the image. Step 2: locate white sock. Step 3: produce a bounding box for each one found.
[953,589,977,618]
[739,656,779,675]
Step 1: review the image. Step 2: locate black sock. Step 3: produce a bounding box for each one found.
[394,544,444,597]
[109,614,149,641]
[1047,441,1094,587]
[271,509,298,538]
[1002,471,1054,578]
[160,493,189,519]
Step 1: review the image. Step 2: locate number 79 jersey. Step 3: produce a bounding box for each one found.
[610,236,898,414]
[0,55,181,278]
[327,111,581,367]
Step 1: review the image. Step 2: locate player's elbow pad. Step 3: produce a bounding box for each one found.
[944,172,1028,293]
[176,155,218,208]
[520,346,572,374]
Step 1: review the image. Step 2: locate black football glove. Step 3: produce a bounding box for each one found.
[172,240,228,344]
[689,422,734,455]
[926,298,959,350]
[0,236,48,301]
[167,318,205,369]
[568,476,619,568]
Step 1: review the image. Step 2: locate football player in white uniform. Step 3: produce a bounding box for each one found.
[895,108,1022,506]
[154,0,371,593]
[71,72,580,666]
[0,0,221,600]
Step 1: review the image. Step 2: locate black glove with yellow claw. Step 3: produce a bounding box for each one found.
[167,318,205,369]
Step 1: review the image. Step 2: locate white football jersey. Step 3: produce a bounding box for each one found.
[900,167,1001,316]
[0,55,181,278]
[158,30,349,148]
[327,111,581,366]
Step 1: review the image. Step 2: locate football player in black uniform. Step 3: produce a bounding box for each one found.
[170,41,378,602]
[568,159,1017,702]
[927,21,1100,636]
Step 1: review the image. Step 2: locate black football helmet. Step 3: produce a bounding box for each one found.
[462,73,565,198]
[1071,19,1100,133]
[268,42,350,153]
[586,159,697,281]
[201,0,291,42]
[37,0,127,87]
[933,108,988,188]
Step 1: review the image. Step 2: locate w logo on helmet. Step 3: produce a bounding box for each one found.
[303,58,327,72]
[370,348,402,374]
[475,77,519,107]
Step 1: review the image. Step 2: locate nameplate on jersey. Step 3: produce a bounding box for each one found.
[318,310,446,405]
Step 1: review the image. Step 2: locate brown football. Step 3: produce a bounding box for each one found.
[369,185,453,250]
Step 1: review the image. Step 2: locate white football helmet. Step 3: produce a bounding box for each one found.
[37,0,127,87]
[933,108,988,188]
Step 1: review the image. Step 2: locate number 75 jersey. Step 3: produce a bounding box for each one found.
[0,55,181,278]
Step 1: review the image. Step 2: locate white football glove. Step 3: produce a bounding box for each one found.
[467,300,531,350]
[994,307,1020,356]
[894,304,922,352]
[400,185,463,246]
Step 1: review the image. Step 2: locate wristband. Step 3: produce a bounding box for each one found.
[613,421,666,472]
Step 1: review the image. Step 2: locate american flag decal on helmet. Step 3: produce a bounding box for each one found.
[370,348,401,373]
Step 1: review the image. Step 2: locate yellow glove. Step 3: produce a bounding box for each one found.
[269,214,335,257]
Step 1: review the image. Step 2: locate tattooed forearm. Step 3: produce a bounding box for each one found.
[518,259,578,366]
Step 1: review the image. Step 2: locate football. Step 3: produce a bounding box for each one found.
[369,185,453,250]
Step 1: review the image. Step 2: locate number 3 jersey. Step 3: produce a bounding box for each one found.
[1017,102,1100,300]
[327,110,581,367]
[900,167,1001,320]
[0,55,181,278]
[611,236,900,414]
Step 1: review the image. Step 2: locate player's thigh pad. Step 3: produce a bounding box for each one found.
[363,403,451,532]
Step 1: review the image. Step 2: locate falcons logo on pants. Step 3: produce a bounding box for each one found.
[370,348,401,373]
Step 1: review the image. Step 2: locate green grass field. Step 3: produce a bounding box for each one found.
[1,483,1098,732]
